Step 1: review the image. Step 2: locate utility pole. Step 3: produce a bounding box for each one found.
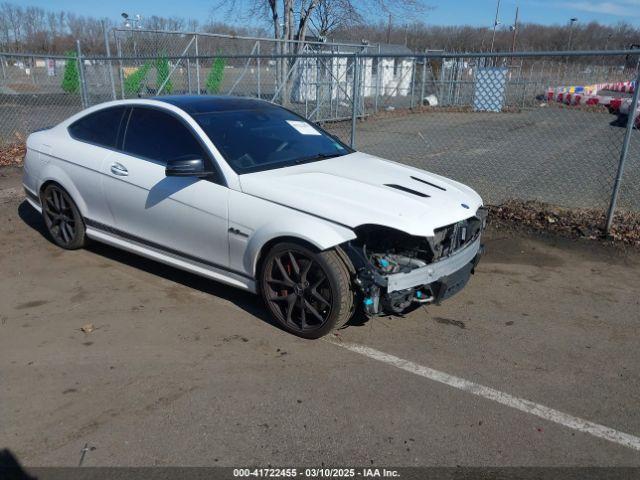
[601,33,613,74]
[566,17,578,69]
[490,0,501,53]
[386,14,392,44]
[510,5,519,54]
[567,17,578,50]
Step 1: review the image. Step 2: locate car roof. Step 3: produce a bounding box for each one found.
[152,95,278,115]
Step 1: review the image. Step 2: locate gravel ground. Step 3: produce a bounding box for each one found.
[1,167,639,468]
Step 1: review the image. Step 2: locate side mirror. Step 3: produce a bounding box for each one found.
[165,156,214,178]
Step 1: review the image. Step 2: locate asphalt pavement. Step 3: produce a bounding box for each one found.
[1,167,639,467]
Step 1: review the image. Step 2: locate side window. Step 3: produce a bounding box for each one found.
[68,107,126,148]
[122,108,207,164]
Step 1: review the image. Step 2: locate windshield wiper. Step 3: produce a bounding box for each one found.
[294,152,344,164]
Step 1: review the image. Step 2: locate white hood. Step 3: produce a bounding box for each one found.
[239,152,483,237]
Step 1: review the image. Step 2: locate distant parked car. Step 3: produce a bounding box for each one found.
[23,96,486,338]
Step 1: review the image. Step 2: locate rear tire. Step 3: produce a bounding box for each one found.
[41,184,86,250]
[260,242,354,339]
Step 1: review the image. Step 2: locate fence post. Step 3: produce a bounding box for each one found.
[29,57,36,85]
[605,67,640,234]
[374,57,380,113]
[410,57,416,108]
[315,56,320,119]
[194,34,201,95]
[76,40,88,108]
[116,34,125,99]
[187,58,192,93]
[350,55,360,148]
[257,41,261,99]
[103,23,117,101]
[420,52,427,107]
[374,44,381,113]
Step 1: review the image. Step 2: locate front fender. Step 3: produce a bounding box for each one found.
[243,216,356,277]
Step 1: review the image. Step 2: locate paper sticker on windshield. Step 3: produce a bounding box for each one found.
[286,120,321,135]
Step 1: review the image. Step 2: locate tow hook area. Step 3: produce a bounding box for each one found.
[471,244,485,273]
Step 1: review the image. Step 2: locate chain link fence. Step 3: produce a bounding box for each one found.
[1,47,638,231]
[350,53,640,218]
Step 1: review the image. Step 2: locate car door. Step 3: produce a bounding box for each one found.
[61,106,128,225]
[101,106,230,269]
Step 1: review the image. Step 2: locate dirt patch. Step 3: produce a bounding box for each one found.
[544,101,611,115]
[0,142,25,166]
[15,299,49,310]
[7,83,41,94]
[489,200,640,248]
[483,235,565,268]
[433,317,466,329]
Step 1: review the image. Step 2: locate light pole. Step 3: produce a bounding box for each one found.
[489,0,501,54]
[602,33,613,76]
[121,12,142,56]
[510,6,519,52]
[567,17,578,51]
[605,32,613,50]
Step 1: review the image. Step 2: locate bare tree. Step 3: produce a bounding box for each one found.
[267,0,280,42]
[250,0,425,52]
[1,0,640,56]
[146,15,185,32]
[3,3,24,50]
[310,0,361,37]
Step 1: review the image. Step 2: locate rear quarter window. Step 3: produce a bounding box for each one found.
[68,107,127,149]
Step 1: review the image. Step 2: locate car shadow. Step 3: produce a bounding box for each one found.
[18,200,275,328]
[0,449,36,480]
[18,199,56,244]
[18,200,372,334]
[87,240,275,324]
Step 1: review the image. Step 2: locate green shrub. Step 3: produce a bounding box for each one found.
[61,51,79,94]
[124,62,151,96]
[155,55,172,94]
[206,56,226,94]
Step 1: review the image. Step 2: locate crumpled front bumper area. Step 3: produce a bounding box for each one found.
[352,207,487,316]
[385,237,482,293]
[361,235,484,316]
[429,244,483,302]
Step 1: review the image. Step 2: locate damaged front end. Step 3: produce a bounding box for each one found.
[341,207,488,316]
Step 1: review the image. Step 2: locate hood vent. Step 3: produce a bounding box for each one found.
[411,176,446,191]
[384,184,430,198]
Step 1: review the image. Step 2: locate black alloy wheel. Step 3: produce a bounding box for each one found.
[41,184,86,249]
[260,243,353,339]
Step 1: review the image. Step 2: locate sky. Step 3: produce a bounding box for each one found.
[23,0,640,28]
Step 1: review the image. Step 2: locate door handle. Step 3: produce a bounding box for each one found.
[110,162,128,176]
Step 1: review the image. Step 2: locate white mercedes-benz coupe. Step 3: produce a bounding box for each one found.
[23,96,486,338]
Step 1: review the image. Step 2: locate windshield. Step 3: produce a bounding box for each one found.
[193,106,351,173]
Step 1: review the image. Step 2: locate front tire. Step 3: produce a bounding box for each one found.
[260,242,354,339]
[41,184,86,250]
